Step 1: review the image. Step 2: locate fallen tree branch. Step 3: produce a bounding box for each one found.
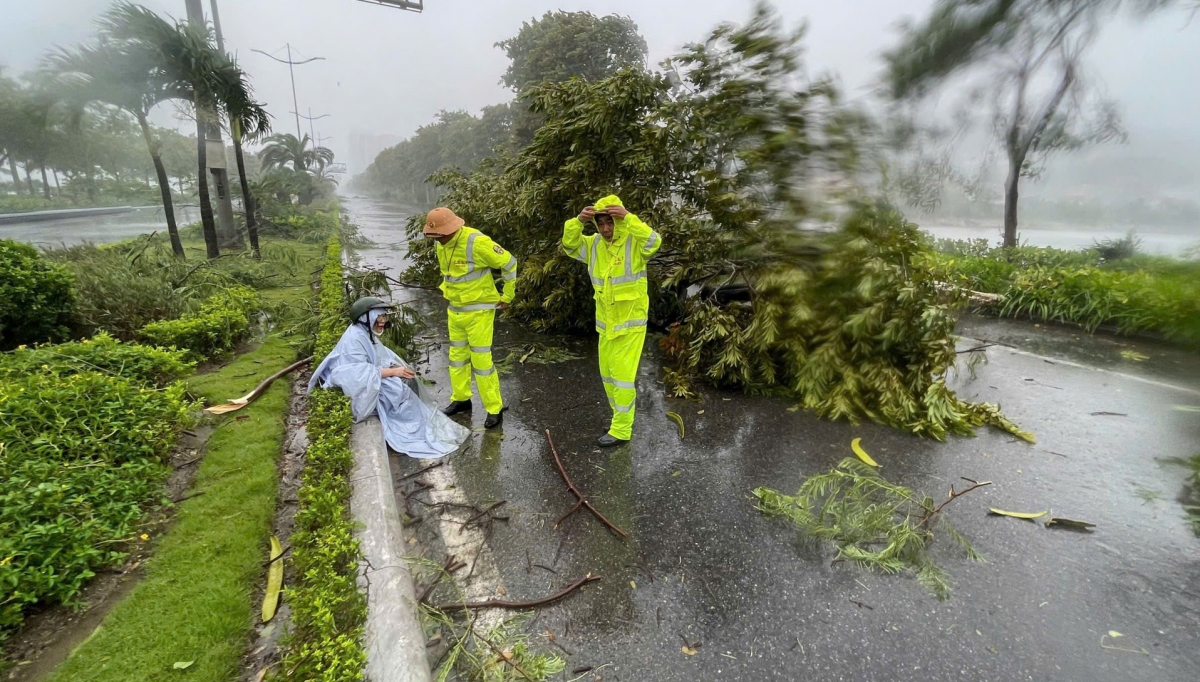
[205,357,312,414]
[545,429,628,538]
[435,574,601,611]
[417,554,467,604]
[397,462,443,482]
[475,629,537,682]
[916,477,992,529]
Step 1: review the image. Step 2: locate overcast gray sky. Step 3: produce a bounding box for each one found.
[5,0,1199,185]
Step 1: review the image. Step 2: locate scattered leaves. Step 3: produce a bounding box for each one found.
[987,508,1047,520]
[172,661,194,670]
[262,535,284,623]
[666,412,685,439]
[851,438,879,468]
[1045,517,1096,531]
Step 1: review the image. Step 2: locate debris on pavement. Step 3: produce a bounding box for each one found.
[1045,517,1097,532]
[545,429,628,537]
[666,411,685,439]
[988,509,1048,520]
[851,438,880,467]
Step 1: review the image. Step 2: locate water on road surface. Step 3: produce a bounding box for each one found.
[0,205,199,248]
[345,197,1200,682]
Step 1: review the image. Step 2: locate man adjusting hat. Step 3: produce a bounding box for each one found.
[562,195,662,447]
[423,207,517,429]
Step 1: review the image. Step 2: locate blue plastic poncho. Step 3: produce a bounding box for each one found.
[307,311,469,458]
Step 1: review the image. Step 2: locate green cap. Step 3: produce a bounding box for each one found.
[349,296,390,323]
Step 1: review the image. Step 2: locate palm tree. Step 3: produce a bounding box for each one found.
[220,71,271,258]
[97,3,269,260]
[47,40,190,256]
[259,133,333,173]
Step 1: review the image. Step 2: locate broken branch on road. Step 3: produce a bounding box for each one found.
[435,574,601,612]
[545,429,628,538]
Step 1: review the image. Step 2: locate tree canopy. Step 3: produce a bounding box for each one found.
[496,11,648,92]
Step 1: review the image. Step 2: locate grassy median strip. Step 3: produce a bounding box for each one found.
[48,334,298,682]
[273,234,369,680]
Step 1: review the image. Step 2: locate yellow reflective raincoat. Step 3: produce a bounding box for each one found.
[562,195,662,439]
[436,226,516,414]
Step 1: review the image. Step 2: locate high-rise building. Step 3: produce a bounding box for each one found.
[348,130,402,176]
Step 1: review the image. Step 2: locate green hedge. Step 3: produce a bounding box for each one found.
[928,245,1200,347]
[275,235,368,681]
[0,369,192,641]
[140,286,261,359]
[0,239,75,351]
[0,332,193,388]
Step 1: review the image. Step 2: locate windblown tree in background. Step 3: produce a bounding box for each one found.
[48,34,192,255]
[99,2,268,259]
[403,4,1028,441]
[256,133,336,207]
[496,10,648,91]
[882,0,1166,247]
[356,10,649,205]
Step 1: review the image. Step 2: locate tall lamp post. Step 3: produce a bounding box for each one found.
[251,46,325,140]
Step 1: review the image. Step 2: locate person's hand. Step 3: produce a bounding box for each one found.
[497,301,509,311]
[578,205,595,223]
[382,367,416,380]
[605,205,629,220]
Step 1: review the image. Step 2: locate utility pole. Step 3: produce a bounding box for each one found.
[253,45,324,141]
[185,0,241,250]
[293,108,330,144]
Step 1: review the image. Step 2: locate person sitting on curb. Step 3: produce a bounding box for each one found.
[308,296,469,458]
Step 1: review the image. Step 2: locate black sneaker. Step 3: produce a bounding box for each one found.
[442,400,472,416]
[597,433,628,448]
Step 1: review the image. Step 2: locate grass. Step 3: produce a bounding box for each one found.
[48,333,297,682]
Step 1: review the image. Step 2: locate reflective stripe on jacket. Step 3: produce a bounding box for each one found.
[436,226,517,307]
[561,200,662,337]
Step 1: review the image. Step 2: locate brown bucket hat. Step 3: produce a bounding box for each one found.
[423,207,465,237]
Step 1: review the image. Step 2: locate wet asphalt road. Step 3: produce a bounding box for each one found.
[345,197,1200,682]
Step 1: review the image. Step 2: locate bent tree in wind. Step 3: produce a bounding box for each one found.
[883,0,1181,247]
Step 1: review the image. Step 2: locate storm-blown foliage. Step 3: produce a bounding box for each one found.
[405,5,1024,439]
[754,457,983,600]
[0,239,75,350]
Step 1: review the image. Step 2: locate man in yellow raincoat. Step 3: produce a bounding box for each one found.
[424,207,516,429]
[563,195,662,446]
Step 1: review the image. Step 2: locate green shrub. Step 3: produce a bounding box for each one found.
[274,234,368,681]
[0,332,193,388]
[139,286,261,359]
[929,244,1200,348]
[0,371,192,640]
[0,239,75,350]
[47,237,308,340]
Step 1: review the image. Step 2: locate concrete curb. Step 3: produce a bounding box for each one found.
[350,417,432,682]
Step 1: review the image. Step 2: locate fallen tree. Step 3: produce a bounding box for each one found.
[404,4,1029,441]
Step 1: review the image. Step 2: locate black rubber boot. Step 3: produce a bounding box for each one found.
[597,433,627,448]
[483,408,506,429]
[442,400,472,416]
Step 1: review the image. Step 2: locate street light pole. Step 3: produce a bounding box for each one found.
[292,109,331,145]
[252,45,325,141]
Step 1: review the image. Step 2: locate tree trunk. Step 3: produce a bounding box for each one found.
[139,114,185,258]
[196,117,220,259]
[84,168,97,203]
[232,129,260,259]
[24,165,34,195]
[7,156,18,188]
[39,166,51,200]
[1002,152,1021,248]
[52,169,62,198]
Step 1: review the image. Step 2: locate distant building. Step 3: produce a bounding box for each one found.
[348,131,402,176]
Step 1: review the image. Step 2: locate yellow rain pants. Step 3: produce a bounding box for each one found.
[599,329,646,440]
[447,308,502,414]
